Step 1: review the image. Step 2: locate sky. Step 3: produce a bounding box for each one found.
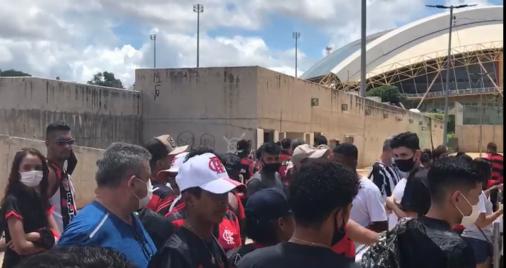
[0,0,502,88]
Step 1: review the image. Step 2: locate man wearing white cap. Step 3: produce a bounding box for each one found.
[149,152,242,268]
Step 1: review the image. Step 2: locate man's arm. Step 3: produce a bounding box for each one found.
[366,184,388,233]
[346,219,379,245]
[386,195,418,219]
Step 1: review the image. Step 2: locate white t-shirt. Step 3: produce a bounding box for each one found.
[350,177,388,228]
[388,178,407,230]
[462,191,493,242]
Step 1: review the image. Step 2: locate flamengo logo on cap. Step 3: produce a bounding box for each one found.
[209,156,226,174]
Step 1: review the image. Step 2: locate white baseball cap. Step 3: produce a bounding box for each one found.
[176,153,243,194]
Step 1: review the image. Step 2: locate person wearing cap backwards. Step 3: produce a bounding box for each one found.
[143,134,188,212]
[149,151,243,268]
[237,159,359,268]
[227,188,295,266]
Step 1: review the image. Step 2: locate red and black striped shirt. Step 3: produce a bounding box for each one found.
[486,152,503,185]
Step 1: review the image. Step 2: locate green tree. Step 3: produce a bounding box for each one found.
[0,69,31,77]
[366,85,403,104]
[87,71,123,89]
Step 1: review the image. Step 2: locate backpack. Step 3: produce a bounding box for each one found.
[361,218,410,268]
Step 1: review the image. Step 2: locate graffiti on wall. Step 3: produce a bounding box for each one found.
[200,133,216,149]
[153,71,161,101]
[176,131,195,148]
[223,133,246,153]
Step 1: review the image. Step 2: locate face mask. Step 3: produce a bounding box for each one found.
[133,178,153,209]
[20,170,43,187]
[395,157,416,172]
[455,192,480,225]
[262,162,281,173]
[331,211,347,245]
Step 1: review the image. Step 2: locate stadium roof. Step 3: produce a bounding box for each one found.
[301,6,503,81]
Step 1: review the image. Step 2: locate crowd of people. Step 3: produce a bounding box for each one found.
[0,121,503,268]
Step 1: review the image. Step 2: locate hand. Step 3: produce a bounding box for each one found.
[66,150,78,175]
[26,232,41,242]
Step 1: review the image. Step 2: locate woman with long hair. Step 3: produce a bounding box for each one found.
[1,148,59,267]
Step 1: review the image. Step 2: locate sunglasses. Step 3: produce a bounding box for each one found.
[56,139,75,146]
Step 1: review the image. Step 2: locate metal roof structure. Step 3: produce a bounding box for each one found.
[301,6,503,83]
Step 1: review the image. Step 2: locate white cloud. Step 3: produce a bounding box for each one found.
[0,0,498,87]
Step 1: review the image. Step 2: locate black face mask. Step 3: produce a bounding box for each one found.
[262,162,281,173]
[395,157,416,172]
[331,211,346,245]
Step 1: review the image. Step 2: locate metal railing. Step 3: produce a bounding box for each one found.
[403,87,500,99]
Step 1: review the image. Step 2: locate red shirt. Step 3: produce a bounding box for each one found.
[331,233,356,260]
[486,153,503,185]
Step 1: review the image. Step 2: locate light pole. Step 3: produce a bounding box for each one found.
[193,3,204,68]
[471,71,489,156]
[426,3,476,145]
[292,32,300,78]
[150,34,157,68]
[359,0,366,97]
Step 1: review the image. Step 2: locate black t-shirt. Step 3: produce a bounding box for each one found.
[400,171,431,216]
[2,188,51,268]
[237,242,358,268]
[398,216,475,268]
[138,208,175,250]
[149,227,229,268]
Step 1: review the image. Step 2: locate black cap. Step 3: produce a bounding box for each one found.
[246,188,292,221]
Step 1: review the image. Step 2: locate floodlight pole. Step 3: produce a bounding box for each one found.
[359,0,366,97]
[293,32,300,78]
[193,4,204,68]
[150,34,157,68]
[426,3,476,146]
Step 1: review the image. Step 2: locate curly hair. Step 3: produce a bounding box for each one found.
[289,159,359,227]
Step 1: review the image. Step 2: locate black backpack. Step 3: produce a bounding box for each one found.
[361,218,410,268]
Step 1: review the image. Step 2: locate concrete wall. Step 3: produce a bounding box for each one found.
[256,68,444,166]
[455,125,503,152]
[0,135,102,208]
[137,66,443,167]
[0,77,142,149]
[136,67,259,152]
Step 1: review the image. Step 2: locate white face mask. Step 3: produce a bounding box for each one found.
[20,170,43,188]
[134,178,153,209]
[456,192,481,225]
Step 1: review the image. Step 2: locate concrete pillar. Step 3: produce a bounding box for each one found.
[256,128,264,149]
[304,132,314,146]
[273,130,280,143]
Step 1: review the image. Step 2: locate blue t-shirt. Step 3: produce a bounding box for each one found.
[58,201,157,268]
